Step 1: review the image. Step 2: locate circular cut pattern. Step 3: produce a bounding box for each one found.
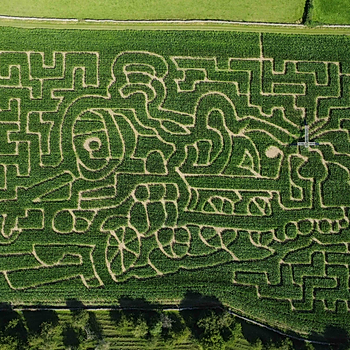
[265,146,281,158]
[297,219,313,235]
[83,137,101,152]
[54,210,74,233]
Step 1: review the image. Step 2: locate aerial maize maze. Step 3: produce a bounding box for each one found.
[0,28,349,336]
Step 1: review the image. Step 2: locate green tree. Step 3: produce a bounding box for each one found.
[266,337,294,350]
[28,322,63,350]
[173,327,191,345]
[160,313,174,329]
[95,339,110,350]
[280,338,294,350]
[64,309,104,350]
[201,332,224,350]
[0,333,20,350]
[231,321,242,339]
[196,310,234,350]
[133,318,148,338]
[149,320,163,338]
[0,316,29,350]
[252,338,263,350]
[72,310,90,331]
[304,342,315,350]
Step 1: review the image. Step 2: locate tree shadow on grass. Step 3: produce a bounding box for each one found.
[238,317,335,350]
[62,324,80,350]
[0,303,19,330]
[0,303,28,347]
[109,297,161,331]
[238,318,283,346]
[23,310,59,334]
[118,296,160,310]
[87,311,103,340]
[108,308,123,327]
[323,326,350,350]
[179,290,223,310]
[306,325,350,350]
[66,298,85,312]
[239,319,350,350]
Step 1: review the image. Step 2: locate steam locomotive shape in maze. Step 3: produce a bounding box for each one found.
[0,46,350,311]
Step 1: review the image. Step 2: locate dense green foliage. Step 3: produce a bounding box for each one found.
[302,0,314,25]
[0,302,343,350]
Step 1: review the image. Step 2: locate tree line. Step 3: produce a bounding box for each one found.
[0,293,348,350]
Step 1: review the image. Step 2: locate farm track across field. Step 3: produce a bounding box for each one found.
[0,16,350,35]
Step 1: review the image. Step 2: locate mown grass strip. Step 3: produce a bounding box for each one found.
[1,17,350,35]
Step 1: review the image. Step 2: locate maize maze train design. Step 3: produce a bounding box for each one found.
[0,43,350,312]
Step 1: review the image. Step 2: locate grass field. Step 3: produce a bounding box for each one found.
[313,0,350,25]
[0,0,306,23]
[0,26,349,341]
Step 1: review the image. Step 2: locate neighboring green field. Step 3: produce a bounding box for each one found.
[313,0,350,25]
[0,26,349,342]
[0,0,306,23]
